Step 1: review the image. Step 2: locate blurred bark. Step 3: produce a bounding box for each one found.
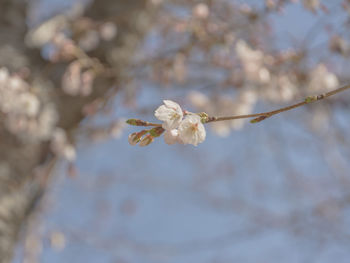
[0,0,154,262]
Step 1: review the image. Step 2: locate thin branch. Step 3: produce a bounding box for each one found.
[205,84,350,124]
[126,84,350,128]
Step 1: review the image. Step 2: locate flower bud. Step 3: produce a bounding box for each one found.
[304,96,317,103]
[126,119,147,126]
[197,112,209,123]
[128,132,140,145]
[128,130,148,145]
[139,134,154,147]
[250,115,267,123]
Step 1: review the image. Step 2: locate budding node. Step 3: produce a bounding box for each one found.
[250,115,267,123]
[305,96,317,103]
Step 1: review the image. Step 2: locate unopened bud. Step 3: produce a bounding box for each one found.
[128,130,148,145]
[128,132,140,145]
[198,112,209,123]
[305,96,317,103]
[250,115,268,123]
[139,134,154,147]
[126,119,147,126]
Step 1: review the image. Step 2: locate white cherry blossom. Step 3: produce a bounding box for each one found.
[178,114,206,146]
[155,100,183,130]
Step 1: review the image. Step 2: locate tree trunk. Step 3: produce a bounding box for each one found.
[0,0,154,261]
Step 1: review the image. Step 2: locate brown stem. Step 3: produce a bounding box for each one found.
[205,84,350,124]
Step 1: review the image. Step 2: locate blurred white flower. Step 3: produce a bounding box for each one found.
[51,128,76,161]
[37,104,59,140]
[0,68,9,87]
[25,15,67,47]
[235,40,267,84]
[265,75,297,103]
[62,61,81,96]
[309,64,339,92]
[155,100,183,130]
[99,22,117,41]
[0,67,60,141]
[193,3,210,19]
[178,114,206,146]
[62,61,95,96]
[258,67,271,84]
[187,91,210,110]
[8,76,29,92]
[51,128,67,151]
[17,93,40,117]
[164,129,180,145]
[63,144,76,162]
[236,39,263,63]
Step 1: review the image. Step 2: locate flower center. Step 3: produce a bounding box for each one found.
[191,123,198,133]
[170,113,179,120]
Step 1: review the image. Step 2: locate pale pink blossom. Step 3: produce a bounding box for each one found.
[154,100,183,130]
[178,114,206,146]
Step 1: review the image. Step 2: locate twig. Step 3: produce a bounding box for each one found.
[127,84,350,128]
[205,84,350,124]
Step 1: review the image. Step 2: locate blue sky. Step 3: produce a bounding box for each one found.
[14,1,350,262]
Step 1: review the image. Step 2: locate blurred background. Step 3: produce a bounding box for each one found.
[2,0,350,262]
